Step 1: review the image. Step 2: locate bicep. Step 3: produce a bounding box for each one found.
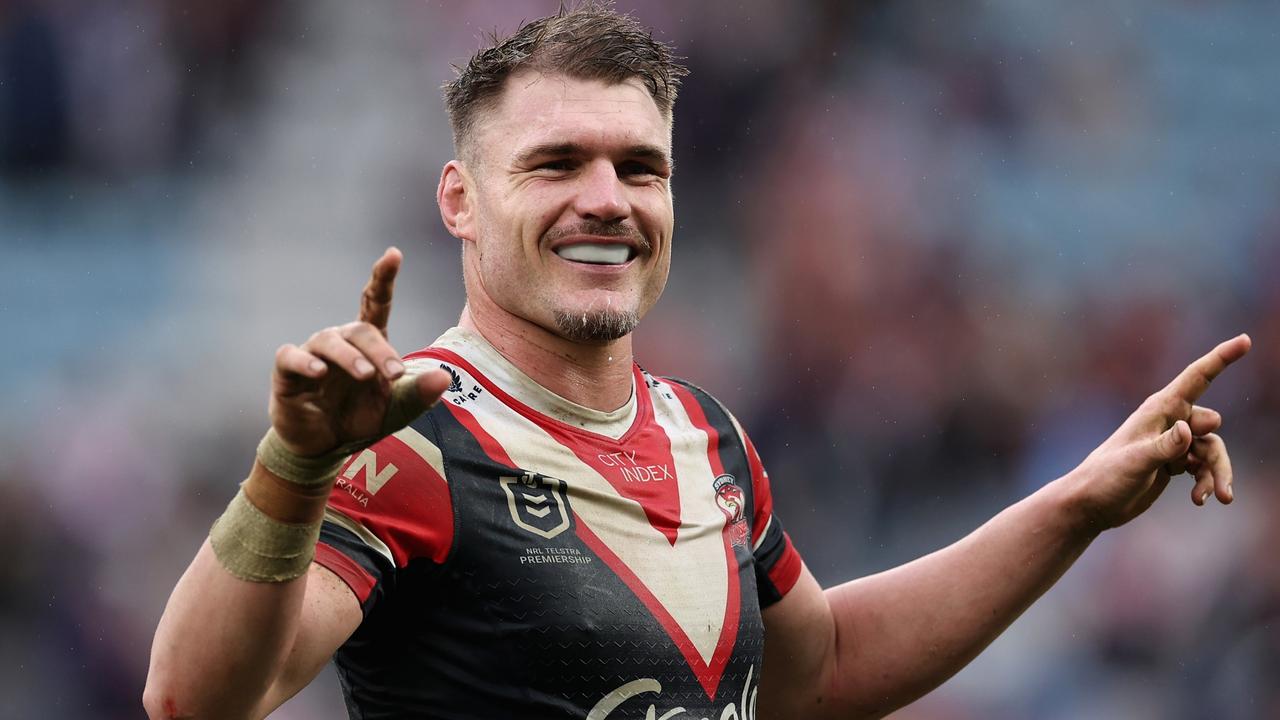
[759,562,839,719]
[255,562,363,717]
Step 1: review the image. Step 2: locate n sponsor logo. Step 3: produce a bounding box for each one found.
[335,449,399,507]
[500,472,571,539]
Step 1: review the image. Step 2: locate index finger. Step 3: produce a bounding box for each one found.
[359,247,402,336]
[1163,333,1252,404]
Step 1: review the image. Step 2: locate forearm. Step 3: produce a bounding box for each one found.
[822,474,1096,716]
[144,462,328,719]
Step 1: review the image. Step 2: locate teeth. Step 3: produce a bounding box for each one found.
[554,243,632,265]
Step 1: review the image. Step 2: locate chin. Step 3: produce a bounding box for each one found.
[551,307,641,344]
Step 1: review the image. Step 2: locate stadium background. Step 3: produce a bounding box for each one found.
[2,1,1278,717]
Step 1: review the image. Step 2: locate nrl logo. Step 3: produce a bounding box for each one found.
[713,474,749,547]
[501,472,571,540]
[439,363,464,393]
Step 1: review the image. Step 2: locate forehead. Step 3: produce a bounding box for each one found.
[476,71,670,161]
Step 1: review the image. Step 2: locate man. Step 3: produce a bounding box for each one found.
[144,5,1251,719]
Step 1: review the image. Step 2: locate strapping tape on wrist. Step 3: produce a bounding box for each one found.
[255,429,351,488]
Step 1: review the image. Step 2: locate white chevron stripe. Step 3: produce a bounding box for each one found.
[450,362,731,667]
[391,424,446,481]
[648,379,732,665]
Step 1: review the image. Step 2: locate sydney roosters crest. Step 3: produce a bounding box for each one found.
[713,474,748,547]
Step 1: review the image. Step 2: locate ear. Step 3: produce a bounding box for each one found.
[438,159,475,241]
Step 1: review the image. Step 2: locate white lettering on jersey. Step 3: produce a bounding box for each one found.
[586,665,758,720]
[597,451,675,483]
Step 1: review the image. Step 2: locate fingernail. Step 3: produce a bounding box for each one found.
[309,360,325,373]
[386,359,405,377]
[1200,490,1212,504]
[355,358,375,377]
[1227,486,1234,502]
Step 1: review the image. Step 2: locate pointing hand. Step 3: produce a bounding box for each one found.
[268,248,450,459]
[1069,334,1251,530]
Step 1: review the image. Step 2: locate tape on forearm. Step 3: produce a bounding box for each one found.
[209,486,322,582]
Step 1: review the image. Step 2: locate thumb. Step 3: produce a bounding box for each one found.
[380,368,450,435]
[1149,419,1192,465]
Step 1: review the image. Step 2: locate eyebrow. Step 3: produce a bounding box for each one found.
[513,141,673,169]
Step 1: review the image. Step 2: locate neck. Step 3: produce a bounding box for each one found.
[458,304,636,412]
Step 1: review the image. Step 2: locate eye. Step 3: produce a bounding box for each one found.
[536,159,575,172]
[618,161,663,179]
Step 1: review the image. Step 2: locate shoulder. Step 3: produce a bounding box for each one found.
[648,372,745,437]
[656,375,727,406]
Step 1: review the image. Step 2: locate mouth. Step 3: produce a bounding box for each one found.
[552,242,637,266]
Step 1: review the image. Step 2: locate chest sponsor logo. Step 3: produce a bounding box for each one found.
[500,472,571,539]
[713,474,748,547]
[597,450,675,483]
[587,664,758,720]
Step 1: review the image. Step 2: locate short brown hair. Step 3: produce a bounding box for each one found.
[443,2,687,155]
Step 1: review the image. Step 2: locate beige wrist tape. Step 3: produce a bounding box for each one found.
[209,485,322,582]
[255,429,351,488]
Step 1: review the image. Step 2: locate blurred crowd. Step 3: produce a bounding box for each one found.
[1,1,1277,718]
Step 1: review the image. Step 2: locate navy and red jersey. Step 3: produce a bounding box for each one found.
[315,328,803,719]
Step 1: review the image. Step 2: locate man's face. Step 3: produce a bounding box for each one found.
[461,71,674,344]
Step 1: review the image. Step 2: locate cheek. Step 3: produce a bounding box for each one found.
[499,188,565,251]
[525,187,573,239]
[637,185,674,232]
[473,202,522,263]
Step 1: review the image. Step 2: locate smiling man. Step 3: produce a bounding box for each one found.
[449,67,673,354]
[144,5,1251,719]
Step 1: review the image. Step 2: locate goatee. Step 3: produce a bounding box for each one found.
[552,309,640,343]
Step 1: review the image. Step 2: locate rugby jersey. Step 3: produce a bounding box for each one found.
[315,327,802,719]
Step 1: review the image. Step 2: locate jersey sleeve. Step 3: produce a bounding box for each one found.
[314,420,454,615]
[734,420,803,608]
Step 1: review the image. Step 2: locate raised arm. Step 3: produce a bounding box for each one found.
[144,249,449,719]
[758,334,1251,719]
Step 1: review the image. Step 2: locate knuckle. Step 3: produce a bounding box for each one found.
[341,321,372,339]
[1159,395,1188,418]
[308,326,338,343]
[353,323,390,349]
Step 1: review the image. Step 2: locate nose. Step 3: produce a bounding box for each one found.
[573,159,631,222]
